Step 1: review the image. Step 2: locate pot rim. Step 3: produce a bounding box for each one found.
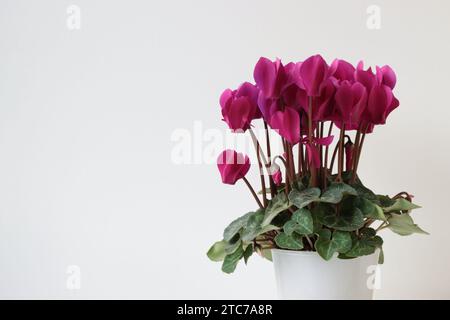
[271,248,320,256]
[271,248,379,258]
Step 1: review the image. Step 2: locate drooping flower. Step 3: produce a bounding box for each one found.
[217,149,251,185]
[269,107,301,144]
[345,140,354,171]
[273,169,282,186]
[220,82,261,132]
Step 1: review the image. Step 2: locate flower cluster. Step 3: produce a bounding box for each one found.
[222,55,398,139]
[218,54,399,187]
[209,55,425,274]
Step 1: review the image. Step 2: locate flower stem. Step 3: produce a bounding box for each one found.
[352,125,368,183]
[242,177,263,209]
[308,96,317,187]
[249,129,267,206]
[336,123,345,182]
[323,121,333,187]
[264,121,276,198]
[350,125,362,184]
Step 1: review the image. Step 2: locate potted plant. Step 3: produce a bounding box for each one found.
[207,55,428,299]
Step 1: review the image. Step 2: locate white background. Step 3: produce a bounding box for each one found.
[0,0,449,299]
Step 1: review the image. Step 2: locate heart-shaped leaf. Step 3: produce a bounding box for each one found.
[383,198,421,213]
[288,188,321,209]
[262,192,290,226]
[291,208,314,235]
[315,229,337,260]
[223,212,253,242]
[319,183,357,204]
[207,240,227,262]
[221,246,244,274]
[355,197,387,221]
[387,213,428,236]
[314,202,365,231]
[274,232,304,250]
[332,230,352,253]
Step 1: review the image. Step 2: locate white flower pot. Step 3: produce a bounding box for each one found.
[272,249,379,300]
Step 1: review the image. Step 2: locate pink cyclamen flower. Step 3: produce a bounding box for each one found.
[220,82,261,132]
[329,59,355,82]
[376,65,396,89]
[366,84,399,125]
[334,81,367,126]
[299,54,329,97]
[253,57,293,99]
[217,149,251,185]
[273,169,282,186]
[354,61,377,90]
[253,57,299,120]
[270,107,301,144]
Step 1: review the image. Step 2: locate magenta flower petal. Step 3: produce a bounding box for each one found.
[220,82,261,132]
[219,89,233,109]
[367,85,390,124]
[254,57,277,98]
[300,54,329,97]
[329,59,355,81]
[270,107,301,144]
[377,65,397,89]
[315,135,334,146]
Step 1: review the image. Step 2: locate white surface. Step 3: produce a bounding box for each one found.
[0,0,449,299]
[272,250,378,299]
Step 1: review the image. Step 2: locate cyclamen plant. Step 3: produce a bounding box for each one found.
[207,55,427,274]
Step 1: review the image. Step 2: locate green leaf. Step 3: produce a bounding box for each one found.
[377,195,396,208]
[319,183,357,204]
[282,220,298,236]
[315,229,337,260]
[352,183,378,203]
[243,245,253,264]
[288,187,321,209]
[337,253,357,260]
[345,233,383,258]
[345,240,377,257]
[221,246,244,274]
[225,239,242,254]
[360,227,377,239]
[355,197,387,221]
[240,210,264,242]
[262,192,290,226]
[383,198,421,213]
[315,229,352,260]
[333,230,352,253]
[291,208,314,235]
[315,202,365,232]
[243,224,279,243]
[387,213,429,236]
[274,232,304,250]
[260,248,272,261]
[223,212,253,242]
[207,240,227,262]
